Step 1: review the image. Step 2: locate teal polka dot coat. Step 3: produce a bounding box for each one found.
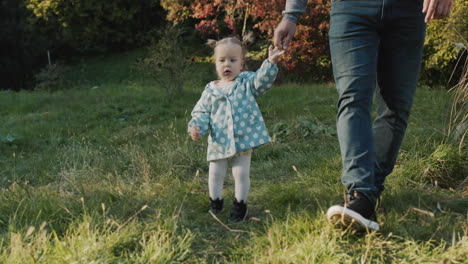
[188,60,278,161]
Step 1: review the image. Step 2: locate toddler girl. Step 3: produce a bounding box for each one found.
[188,36,284,221]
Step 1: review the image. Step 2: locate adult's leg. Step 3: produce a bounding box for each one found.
[329,0,382,203]
[373,1,426,193]
[209,159,228,200]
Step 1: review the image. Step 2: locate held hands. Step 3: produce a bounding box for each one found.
[423,0,453,23]
[191,126,201,141]
[268,45,285,63]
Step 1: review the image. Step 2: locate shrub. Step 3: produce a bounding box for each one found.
[163,0,468,85]
[2,0,167,90]
[34,63,69,91]
[25,0,166,53]
[420,0,468,87]
[161,0,332,82]
[135,26,193,95]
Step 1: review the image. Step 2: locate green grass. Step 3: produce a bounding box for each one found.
[0,50,466,263]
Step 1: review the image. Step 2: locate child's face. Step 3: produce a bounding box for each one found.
[215,43,243,82]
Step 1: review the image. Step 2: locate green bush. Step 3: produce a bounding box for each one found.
[161,0,332,82]
[420,0,467,87]
[2,0,166,90]
[25,0,166,53]
[34,63,69,91]
[135,25,193,95]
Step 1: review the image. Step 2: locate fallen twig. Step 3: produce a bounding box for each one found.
[208,211,249,233]
[410,207,435,218]
[172,165,191,168]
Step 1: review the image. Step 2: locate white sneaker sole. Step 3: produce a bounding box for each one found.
[327,205,380,231]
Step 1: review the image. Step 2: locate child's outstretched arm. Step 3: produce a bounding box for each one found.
[246,45,284,98]
[188,90,211,140]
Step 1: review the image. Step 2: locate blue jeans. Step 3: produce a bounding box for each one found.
[329,0,426,203]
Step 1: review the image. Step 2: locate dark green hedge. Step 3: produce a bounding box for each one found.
[1,0,166,90]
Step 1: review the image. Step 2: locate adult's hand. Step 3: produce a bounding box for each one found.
[422,0,453,23]
[273,19,297,50]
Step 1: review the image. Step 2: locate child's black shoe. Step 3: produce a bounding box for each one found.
[209,198,224,213]
[229,198,248,222]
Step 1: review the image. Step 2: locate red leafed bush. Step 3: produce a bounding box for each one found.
[161,0,332,81]
[278,1,331,81]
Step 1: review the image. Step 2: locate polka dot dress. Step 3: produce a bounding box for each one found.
[188,59,278,161]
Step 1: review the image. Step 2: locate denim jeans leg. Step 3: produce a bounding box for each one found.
[373,2,426,194]
[329,1,382,203]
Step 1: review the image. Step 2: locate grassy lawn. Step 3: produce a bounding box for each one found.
[0,50,466,263]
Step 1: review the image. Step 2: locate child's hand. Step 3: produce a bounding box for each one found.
[268,45,285,63]
[191,126,201,141]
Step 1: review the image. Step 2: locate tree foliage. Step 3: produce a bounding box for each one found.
[25,0,166,53]
[1,0,167,90]
[161,0,332,81]
[162,0,467,85]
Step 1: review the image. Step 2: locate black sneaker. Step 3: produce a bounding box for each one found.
[229,198,248,222]
[209,198,224,213]
[327,192,379,231]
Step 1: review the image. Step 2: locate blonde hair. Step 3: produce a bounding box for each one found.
[206,32,254,70]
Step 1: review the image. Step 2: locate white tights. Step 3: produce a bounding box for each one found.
[208,150,251,202]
